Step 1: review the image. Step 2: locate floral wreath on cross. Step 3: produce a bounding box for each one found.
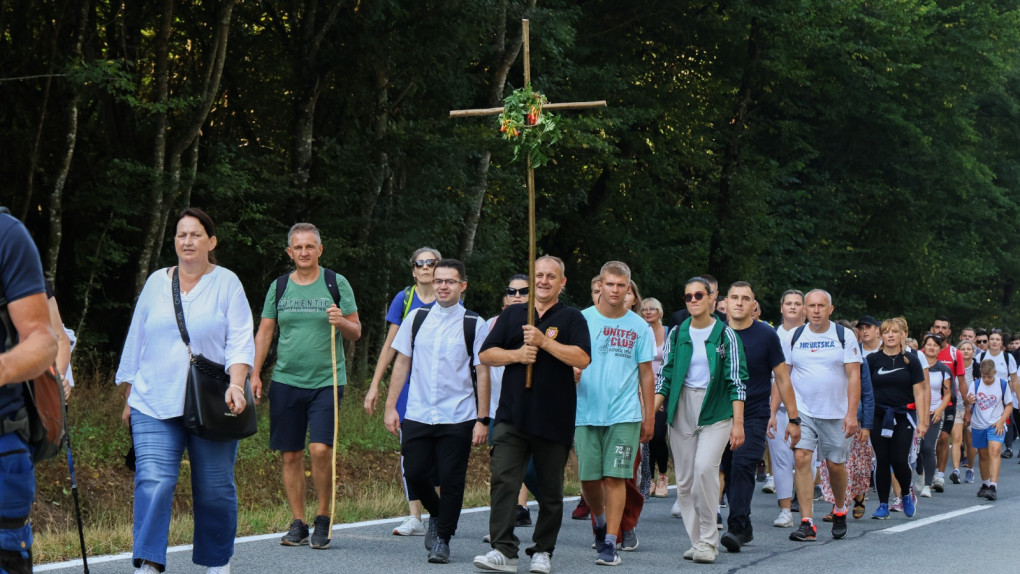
[498,84,562,168]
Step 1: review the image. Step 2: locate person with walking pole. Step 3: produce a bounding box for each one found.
[250,223,361,550]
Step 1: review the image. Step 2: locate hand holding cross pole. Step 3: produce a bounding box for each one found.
[450,19,606,388]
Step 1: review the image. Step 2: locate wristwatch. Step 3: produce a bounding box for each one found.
[477,416,492,425]
[788,417,802,425]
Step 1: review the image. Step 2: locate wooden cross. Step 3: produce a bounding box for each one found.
[450,19,606,387]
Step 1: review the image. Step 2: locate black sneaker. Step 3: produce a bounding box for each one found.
[280,519,309,546]
[789,519,816,542]
[756,461,767,482]
[424,517,437,551]
[592,524,607,553]
[515,505,532,527]
[977,484,990,498]
[831,513,847,539]
[720,531,742,553]
[1002,448,1014,459]
[427,539,450,564]
[813,485,824,500]
[790,497,800,513]
[310,515,331,549]
[984,485,998,501]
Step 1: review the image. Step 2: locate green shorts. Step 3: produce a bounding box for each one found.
[574,422,640,480]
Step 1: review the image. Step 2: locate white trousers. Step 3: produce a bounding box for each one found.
[668,387,732,548]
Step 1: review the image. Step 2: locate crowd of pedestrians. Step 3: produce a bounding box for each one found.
[7,211,1016,574]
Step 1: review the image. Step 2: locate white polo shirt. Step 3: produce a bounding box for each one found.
[786,321,862,419]
[392,303,488,425]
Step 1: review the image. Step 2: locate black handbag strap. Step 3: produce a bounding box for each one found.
[171,267,191,349]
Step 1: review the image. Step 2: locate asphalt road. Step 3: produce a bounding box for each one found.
[39,458,1020,573]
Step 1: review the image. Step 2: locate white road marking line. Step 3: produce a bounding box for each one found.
[34,497,585,571]
[877,504,991,533]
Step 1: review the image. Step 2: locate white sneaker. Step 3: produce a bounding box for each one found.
[134,563,159,574]
[773,508,794,527]
[392,515,425,536]
[473,549,519,572]
[530,551,552,573]
[762,475,776,494]
[682,546,696,560]
[692,543,717,564]
[207,565,230,574]
[671,499,681,518]
[920,485,932,498]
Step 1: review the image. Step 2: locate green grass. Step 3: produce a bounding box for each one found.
[32,377,584,564]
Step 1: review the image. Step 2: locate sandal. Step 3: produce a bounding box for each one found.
[853,497,866,519]
[822,511,834,523]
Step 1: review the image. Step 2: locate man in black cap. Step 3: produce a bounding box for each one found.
[857,316,881,358]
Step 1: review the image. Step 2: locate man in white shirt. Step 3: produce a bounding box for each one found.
[786,290,861,542]
[384,259,491,565]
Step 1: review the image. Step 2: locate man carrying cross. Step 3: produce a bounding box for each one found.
[474,256,591,574]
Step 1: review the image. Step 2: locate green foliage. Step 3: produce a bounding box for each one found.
[498,84,562,167]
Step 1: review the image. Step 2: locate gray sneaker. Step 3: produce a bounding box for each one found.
[424,517,437,551]
[280,519,308,546]
[620,529,638,551]
[310,515,331,549]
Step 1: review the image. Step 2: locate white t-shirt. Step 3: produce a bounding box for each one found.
[786,322,862,419]
[486,316,505,420]
[980,350,1018,408]
[684,322,715,389]
[971,378,1013,431]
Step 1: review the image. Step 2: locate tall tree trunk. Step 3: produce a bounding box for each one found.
[457,0,536,259]
[47,0,91,281]
[133,0,238,297]
[21,11,61,221]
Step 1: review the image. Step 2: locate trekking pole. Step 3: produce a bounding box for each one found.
[328,325,339,539]
[65,416,89,573]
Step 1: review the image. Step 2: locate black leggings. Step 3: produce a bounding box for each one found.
[648,408,669,474]
[871,412,915,504]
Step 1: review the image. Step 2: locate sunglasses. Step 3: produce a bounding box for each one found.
[684,292,708,303]
[506,287,529,297]
[413,259,439,268]
[977,339,989,344]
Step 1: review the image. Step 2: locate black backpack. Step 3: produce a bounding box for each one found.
[273,268,342,310]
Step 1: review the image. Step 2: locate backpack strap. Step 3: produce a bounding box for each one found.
[322,268,341,307]
[409,307,429,353]
[402,286,416,319]
[464,310,480,410]
[1002,378,1010,407]
[273,274,290,311]
[835,324,845,348]
[790,325,806,348]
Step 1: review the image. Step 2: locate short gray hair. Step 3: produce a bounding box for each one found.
[288,223,321,245]
[805,289,832,306]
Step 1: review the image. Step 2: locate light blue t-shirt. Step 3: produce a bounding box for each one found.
[576,307,655,426]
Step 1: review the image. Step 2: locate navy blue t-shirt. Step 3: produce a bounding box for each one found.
[731,320,786,419]
[0,213,48,421]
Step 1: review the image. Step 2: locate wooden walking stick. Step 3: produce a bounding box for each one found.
[329,325,339,538]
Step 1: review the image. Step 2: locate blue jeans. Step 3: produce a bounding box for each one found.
[0,432,34,574]
[131,409,238,569]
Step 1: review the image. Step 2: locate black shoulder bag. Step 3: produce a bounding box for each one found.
[173,267,257,441]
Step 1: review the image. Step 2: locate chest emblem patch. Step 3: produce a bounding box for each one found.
[545,327,559,339]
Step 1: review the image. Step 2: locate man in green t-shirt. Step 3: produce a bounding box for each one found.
[251,223,361,550]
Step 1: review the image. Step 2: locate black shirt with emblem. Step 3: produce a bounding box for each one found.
[481,302,591,446]
[868,349,925,408]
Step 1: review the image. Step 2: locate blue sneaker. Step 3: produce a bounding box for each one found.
[871,503,890,520]
[595,540,621,566]
[902,489,917,518]
[964,468,975,483]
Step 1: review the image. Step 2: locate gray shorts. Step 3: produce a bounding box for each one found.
[794,414,851,464]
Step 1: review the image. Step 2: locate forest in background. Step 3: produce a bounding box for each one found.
[4,0,1020,382]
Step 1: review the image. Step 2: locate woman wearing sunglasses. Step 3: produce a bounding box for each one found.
[365,247,441,536]
[654,277,746,564]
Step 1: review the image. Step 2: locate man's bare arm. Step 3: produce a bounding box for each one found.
[0,293,58,386]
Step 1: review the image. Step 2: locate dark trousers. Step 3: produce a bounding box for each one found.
[489,422,570,558]
[721,414,768,536]
[871,413,914,504]
[401,419,474,542]
[621,452,644,531]
[648,408,669,474]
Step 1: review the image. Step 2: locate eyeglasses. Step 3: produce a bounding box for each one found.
[433,278,463,286]
[641,307,659,313]
[413,259,439,268]
[505,287,529,296]
[684,292,708,303]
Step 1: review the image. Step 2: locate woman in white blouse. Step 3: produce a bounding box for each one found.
[116,208,255,574]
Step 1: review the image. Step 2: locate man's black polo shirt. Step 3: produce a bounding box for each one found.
[482,301,590,446]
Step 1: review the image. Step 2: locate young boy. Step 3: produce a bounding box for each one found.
[964,359,1014,501]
